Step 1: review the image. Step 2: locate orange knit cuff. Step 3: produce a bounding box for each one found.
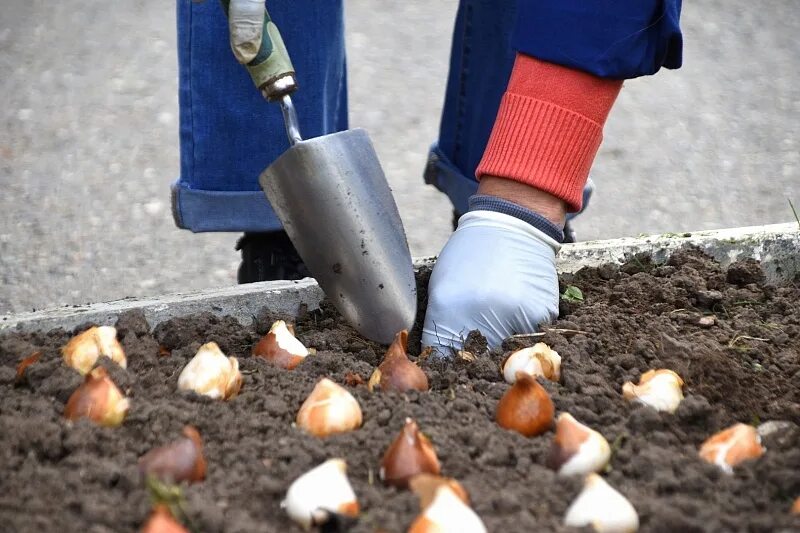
[475,54,623,212]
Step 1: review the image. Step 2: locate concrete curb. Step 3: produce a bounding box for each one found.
[558,222,799,283]
[0,280,324,335]
[2,223,797,334]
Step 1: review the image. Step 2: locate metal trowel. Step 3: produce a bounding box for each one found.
[221,1,416,344]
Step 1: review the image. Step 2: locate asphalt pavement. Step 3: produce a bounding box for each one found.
[0,0,797,314]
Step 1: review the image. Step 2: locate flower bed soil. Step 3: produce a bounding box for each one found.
[1,249,799,533]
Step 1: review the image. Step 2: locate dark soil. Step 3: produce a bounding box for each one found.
[1,249,799,533]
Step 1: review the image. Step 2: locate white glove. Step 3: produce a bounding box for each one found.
[228,0,266,64]
[421,210,561,355]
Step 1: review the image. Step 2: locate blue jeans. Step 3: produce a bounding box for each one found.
[173,0,681,233]
[172,0,516,233]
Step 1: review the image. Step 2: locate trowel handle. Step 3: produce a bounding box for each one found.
[220,0,297,100]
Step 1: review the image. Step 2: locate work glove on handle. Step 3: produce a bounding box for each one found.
[228,0,266,64]
[220,0,297,99]
[421,210,561,355]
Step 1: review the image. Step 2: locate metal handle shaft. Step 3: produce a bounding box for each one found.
[279,95,303,145]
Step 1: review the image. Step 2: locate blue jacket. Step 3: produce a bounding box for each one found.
[514,0,683,79]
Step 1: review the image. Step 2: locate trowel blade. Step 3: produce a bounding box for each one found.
[259,128,417,344]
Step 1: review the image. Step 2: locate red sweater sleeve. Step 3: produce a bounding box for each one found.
[475,53,623,212]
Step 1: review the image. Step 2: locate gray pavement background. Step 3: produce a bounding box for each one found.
[0,0,798,314]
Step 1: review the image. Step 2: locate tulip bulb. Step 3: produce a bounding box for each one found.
[62,326,127,375]
[252,320,310,369]
[141,505,188,533]
[64,367,130,427]
[282,458,359,530]
[177,342,242,400]
[622,369,684,413]
[791,497,800,515]
[502,343,561,384]
[548,413,611,477]
[296,378,363,437]
[368,330,429,393]
[139,426,207,484]
[409,474,470,508]
[698,423,765,474]
[564,474,639,533]
[380,418,440,488]
[496,372,554,437]
[15,351,42,385]
[408,479,486,533]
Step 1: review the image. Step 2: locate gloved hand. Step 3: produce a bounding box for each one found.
[227,0,266,64]
[421,210,561,356]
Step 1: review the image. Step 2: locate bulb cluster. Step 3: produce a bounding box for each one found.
[48,310,783,533]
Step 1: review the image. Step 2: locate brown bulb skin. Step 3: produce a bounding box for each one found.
[546,413,589,471]
[380,418,440,488]
[252,334,302,369]
[139,426,207,484]
[15,351,42,385]
[699,423,765,472]
[369,330,429,393]
[496,372,554,437]
[63,367,129,427]
[140,505,188,533]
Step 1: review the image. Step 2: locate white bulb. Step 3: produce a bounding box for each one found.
[564,474,639,533]
[62,326,127,374]
[177,342,241,399]
[282,459,358,530]
[554,414,611,478]
[271,320,310,357]
[502,343,561,384]
[622,369,684,413]
[414,485,487,533]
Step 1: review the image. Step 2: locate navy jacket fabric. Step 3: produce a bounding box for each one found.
[513,0,683,79]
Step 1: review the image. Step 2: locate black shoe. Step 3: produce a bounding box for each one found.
[452,209,461,231]
[562,221,577,243]
[236,232,310,283]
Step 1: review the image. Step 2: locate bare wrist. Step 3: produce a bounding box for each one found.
[477,176,567,226]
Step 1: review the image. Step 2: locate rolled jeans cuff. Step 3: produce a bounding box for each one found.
[423,143,479,217]
[171,180,282,233]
